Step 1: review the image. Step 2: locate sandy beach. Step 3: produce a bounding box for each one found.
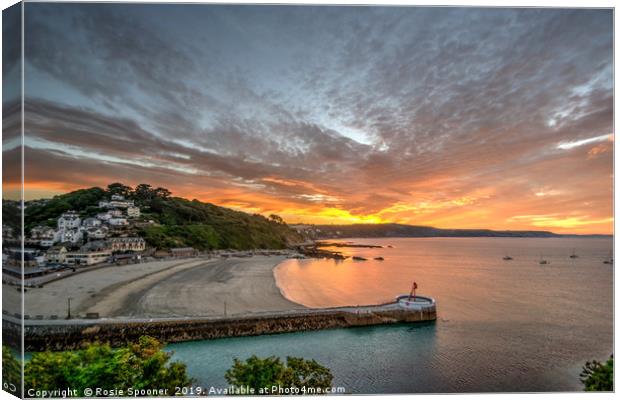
[4,256,303,319]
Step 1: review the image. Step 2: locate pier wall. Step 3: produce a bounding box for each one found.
[5,305,436,351]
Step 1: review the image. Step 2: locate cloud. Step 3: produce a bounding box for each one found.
[7,5,613,233]
[557,134,612,150]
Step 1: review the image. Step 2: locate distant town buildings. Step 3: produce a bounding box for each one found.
[127,206,141,218]
[98,195,135,209]
[45,246,67,264]
[57,211,81,230]
[96,212,112,221]
[57,228,84,244]
[108,218,128,226]
[6,193,151,275]
[171,247,197,258]
[109,237,146,252]
[31,226,55,240]
[82,218,102,227]
[2,225,15,240]
[66,250,112,266]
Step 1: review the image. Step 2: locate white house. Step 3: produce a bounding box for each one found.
[30,226,55,240]
[45,246,67,264]
[85,226,109,239]
[66,250,111,266]
[40,239,56,247]
[99,199,134,209]
[82,217,102,228]
[108,237,146,252]
[57,211,81,230]
[108,218,128,226]
[96,212,112,221]
[57,229,83,244]
[127,206,141,218]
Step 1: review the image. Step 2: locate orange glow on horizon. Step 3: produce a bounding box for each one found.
[12,180,613,236]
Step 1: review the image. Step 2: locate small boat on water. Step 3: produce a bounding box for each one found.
[569,248,578,259]
[603,252,613,264]
[374,256,384,261]
[503,255,513,261]
[539,255,549,265]
[352,256,367,261]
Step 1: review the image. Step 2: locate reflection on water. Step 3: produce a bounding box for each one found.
[170,237,613,393]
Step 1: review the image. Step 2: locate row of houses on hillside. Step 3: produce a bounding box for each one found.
[29,196,143,248]
[44,237,147,267]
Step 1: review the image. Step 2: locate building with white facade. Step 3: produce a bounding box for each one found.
[66,250,111,266]
[99,199,135,209]
[57,211,81,230]
[82,217,102,228]
[30,226,55,240]
[40,239,56,247]
[127,206,141,218]
[45,246,68,264]
[108,218,128,226]
[96,212,112,221]
[56,229,83,244]
[85,226,109,239]
[108,237,146,252]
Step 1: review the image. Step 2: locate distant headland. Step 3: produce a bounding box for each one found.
[291,223,611,240]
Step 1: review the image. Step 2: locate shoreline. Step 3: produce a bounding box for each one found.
[272,259,297,308]
[4,255,306,320]
[4,253,437,351]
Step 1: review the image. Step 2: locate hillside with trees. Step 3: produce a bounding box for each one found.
[22,183,302,250]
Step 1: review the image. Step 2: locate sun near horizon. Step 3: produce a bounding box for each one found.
[6,170,613,235]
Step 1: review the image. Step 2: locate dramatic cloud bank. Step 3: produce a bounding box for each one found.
[4,4,613,233]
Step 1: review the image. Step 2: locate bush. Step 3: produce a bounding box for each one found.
[225,355,333,394]
[24,336,192,396]
[580,355,613,391]
[2,345,22,397]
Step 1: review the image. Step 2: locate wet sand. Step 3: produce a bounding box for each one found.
[5,256,303,319]
[123,256,304,317]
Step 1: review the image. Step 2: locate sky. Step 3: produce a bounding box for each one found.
[1,4,614,233]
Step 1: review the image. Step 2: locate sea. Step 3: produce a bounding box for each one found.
[169,237,613,393]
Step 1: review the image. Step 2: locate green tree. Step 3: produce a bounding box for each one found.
[2,346,22,397]
[225,355,333,394]
[283,357,333,389]
[580,355,613,391]
[107,183,133,198]
[154,187,172,199]
[269,214,285,225]
[24,336,192,396]
[133,183,155,203]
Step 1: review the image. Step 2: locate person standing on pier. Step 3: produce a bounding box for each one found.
[408,281,418,302]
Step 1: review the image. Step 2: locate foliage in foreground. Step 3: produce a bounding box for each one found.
[23,336,192,396]
[3,345,22,397]
[580,355,613,391]
[225,355,333,394]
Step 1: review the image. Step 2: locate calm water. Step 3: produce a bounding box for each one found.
[169,237,613,393]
